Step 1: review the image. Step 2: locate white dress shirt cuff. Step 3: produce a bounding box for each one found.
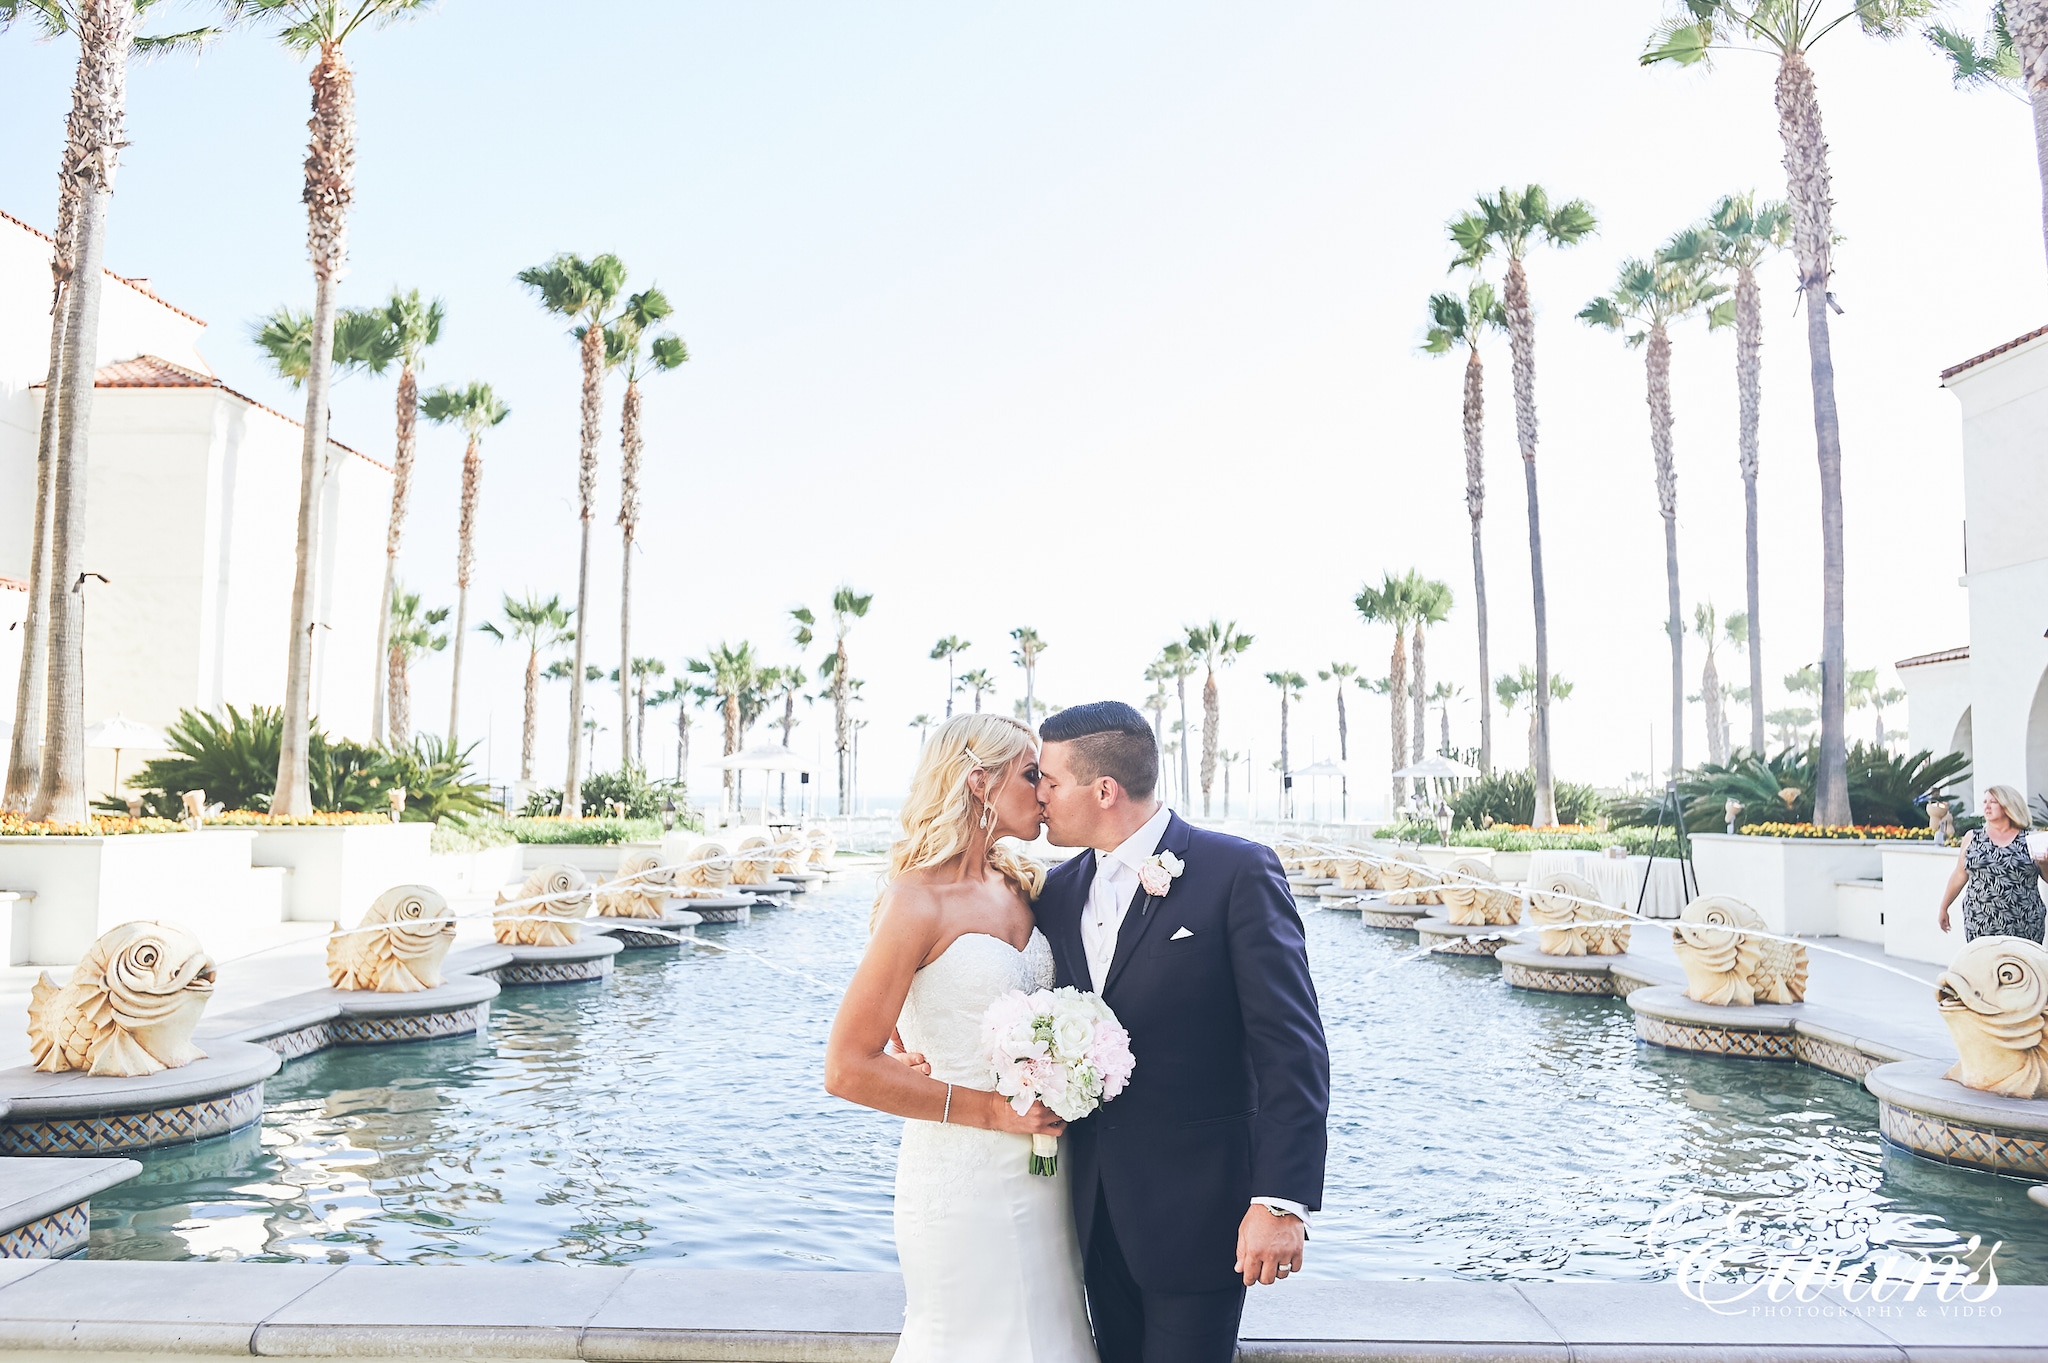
[1251,1196,1311,1231]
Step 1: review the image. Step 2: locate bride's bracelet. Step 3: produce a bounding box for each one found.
[942,1084,953,1125]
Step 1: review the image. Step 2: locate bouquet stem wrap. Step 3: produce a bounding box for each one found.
[981,986,1135,1177]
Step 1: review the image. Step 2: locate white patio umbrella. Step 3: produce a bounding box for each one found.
[709,744,815,822]
[1290,760,1353,821]
[1390,754,1482,781]
[84,714,169,796]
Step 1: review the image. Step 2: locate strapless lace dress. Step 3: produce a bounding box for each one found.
[892,929,1097,1362]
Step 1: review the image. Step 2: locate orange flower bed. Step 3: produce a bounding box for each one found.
[0,813,186,837]
[207,811,393,827]
[1738,822,1933,841]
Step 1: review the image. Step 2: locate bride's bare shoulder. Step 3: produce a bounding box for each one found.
[872,874,945,938]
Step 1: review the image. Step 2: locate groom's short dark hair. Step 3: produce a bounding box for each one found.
[1040,701,1157,800]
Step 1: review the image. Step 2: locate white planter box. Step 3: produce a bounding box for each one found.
[212,823,433,925]
[1834,879,1886,945]
[0,830,284,965]
[1689,833,1886,936]
[424,843,525,902]
[1881,842,1970,967]
[519,841,660,875]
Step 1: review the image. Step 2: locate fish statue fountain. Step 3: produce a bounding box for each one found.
[494,864,592,946]
[732,835,776,886]
[1332,855,1380,892]
[804,826,836,868]
[677,840,734,895]
[1438,858,1521,927]
[1526,872,1629,955]
[771,838,809,877]
[327,885,456,992]
[28,921,216,1076]
[596,849,676,921]
[1671,895,1806,1006]
[1383,861,1444,906]
[1936,935,2048,1099]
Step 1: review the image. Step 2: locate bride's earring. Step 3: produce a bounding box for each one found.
[980,801,995,831]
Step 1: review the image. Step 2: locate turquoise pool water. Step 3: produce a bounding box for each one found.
[89,876,2048,1280]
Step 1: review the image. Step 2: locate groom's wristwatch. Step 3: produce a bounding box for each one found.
[1263,1204,1298,1220]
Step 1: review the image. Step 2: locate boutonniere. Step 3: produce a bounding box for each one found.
[1137,850,1184,899]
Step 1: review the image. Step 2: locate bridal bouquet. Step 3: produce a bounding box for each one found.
[980,986,1135,1176]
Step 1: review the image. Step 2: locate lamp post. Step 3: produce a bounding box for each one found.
[1434,798,1453,847]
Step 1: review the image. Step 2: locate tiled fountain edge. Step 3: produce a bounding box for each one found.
[0,1263,2040,1359]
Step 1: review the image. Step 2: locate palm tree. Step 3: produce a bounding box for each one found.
[629,657,668,770]
[1497,665,1573,774]
[687,641,760,808]
[1409,579,1453,766]
[1428,681,1459,757]
[608,289,686,769]
[646,677,701,784]
[1645,3,1934,824]
[1185,619,1253,817]
[1768,706,1817,749]
[1010,627,1047,730]
[1143,684,1170,748]
[234,0,435,815]
[479,592,572,784]
[5,2,217,820]
[517,250,627,816]
[1153,642,1196,806]
[1316,662,1357,762]
[1354,570,1429,813]
[1581,253,1724,778]
[1265,671,1307,817]
[909,713,935,747]
[1930,2,2048,271]
[1422,281,1505,776]
[930,636,970,718]
[958,667,995,714]
[385,586,448,749]
[792,588,872,813]
[1449,184,1597,827]
[1693,603,1730,766]
[1663,195,1790,757]
[358,289,443,744]
[1215,748,1241,817]
[759,663,805,812]
[419,381,508,750]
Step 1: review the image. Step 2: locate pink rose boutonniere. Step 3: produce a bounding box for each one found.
[1137,850,1184,898]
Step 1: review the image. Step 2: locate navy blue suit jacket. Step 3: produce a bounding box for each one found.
[1035,813,1329,1293]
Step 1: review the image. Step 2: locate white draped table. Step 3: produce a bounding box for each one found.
[1521,850,1693,920]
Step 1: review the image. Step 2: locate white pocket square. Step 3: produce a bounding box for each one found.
[1170,926,1193,941]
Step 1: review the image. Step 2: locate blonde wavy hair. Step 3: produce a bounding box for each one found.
[1985,784,2033,829]
[875,713,1046,928]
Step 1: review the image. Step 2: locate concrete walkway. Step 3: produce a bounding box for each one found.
[0,1260,2037,1360]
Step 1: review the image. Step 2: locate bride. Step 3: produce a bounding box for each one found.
[825,714,1098,1362]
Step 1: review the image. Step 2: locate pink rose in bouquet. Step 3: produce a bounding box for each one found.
[979,985,1135,1175]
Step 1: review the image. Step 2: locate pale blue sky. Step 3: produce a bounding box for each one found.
[2,1,2038,810]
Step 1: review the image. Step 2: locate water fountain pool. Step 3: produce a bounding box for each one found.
[88,875,2048,1280]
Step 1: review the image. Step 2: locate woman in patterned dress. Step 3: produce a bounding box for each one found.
[1937,785,2048,943]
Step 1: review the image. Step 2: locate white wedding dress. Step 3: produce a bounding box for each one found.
[891,929,1098,1362]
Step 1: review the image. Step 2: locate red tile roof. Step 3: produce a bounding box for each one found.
[0,576,27,594]
[1895,645,1969,668]
[1940,325,2048,381]
[0,207,208,327]
[35,354,386,472]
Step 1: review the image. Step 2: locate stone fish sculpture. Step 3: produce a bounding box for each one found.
[732,835,776,886]
[1936,935,2048,1098]
[1382,861,1444,905]
[1671,895,1806,1006]
[1526,872,1630,955]
[1439,857,1521,927]
[28,921,216,1076]
[1332,855,1381,892]
[494,863,592,946]
[596,849,676,920]
[804,826,836,869]
[771,837,809,877]
[677,840,734,896]
[327,884,456,992]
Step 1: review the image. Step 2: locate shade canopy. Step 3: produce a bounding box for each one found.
[1291,760,1352,778]
[1391,754,1482,781]
[709,744,813,773]
[83,715,169,751]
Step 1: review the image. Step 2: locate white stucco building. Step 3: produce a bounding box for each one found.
[1897,324,2048,814]
[0,207,390,802]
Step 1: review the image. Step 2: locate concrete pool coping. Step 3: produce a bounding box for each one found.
[0,1262,2039,1359]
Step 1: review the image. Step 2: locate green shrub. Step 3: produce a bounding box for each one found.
[1607,743,1969,833]
[520,768,693,823]
[1375,822,1674,854]
[1446,769,1604,829]
[494,815,663,846]
[431,814,521,854]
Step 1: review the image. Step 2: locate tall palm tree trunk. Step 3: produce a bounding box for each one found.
[275,40,354,817]
[1200,672,1219,817]
[834,641,850,813]
[370,362,417,744]
[4,178,80,814]
[1777,49,1849,826]
[447,434,480,746]
[521,646,539,781]
[1277,691,1291,818]
[1647,323,1683,778]
[1388,634,1408,814]
[1175,676,1190,808]
[2013,4,2048,270]
[1503,256,1557,826]
[1023,662,1036,731]
[1410,624,1427,766]
[1463,346,1492,776]
[1335,686,1348,760]
[388,643,410,748]
[723,694,741,805]
[617,378,642,771]
[565,321,604,815]
[675,703,689,783]
[34,0,137,824]
[1702,647,1727,766]
[1734,263,1766,756]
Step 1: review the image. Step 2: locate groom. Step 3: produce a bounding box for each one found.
[1034,701,1329,1363]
